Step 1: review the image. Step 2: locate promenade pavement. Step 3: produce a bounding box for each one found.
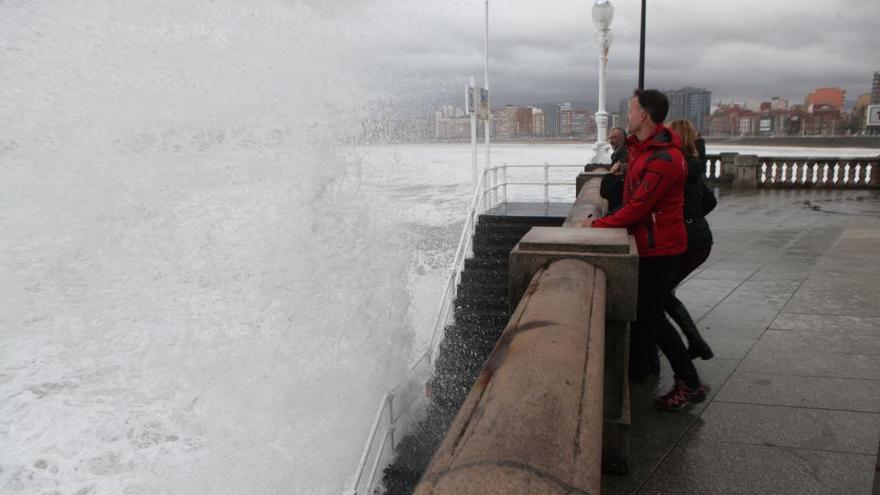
[603,187,880,495]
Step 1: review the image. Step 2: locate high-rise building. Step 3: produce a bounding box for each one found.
[806,87,845,110]
[771,96,789,111]
[872,71,880,104]
[559,102,574,136]
[572,110,590,136]
[541,104,560,137]
[496,106,533,139]
[664,87,712,133]
[531,107,544,137]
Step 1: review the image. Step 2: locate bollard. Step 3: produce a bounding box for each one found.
[733,154,760,189]
[719,152,739,183]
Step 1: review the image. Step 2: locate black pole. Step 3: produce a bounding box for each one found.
[638,0,646,90]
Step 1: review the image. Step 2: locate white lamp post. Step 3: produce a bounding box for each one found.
[590,0,614,165]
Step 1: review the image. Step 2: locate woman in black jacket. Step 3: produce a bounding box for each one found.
[667,119,716,360]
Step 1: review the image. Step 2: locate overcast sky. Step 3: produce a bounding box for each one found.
[348,0,879,110]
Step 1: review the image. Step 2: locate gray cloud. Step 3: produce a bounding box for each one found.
[346,0,879,110]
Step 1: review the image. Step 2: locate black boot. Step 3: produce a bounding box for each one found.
[666,297,714,360]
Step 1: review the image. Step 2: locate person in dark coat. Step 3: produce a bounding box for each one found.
[695,132,707,166]
[599,126,628,213]
[667,119,716,360]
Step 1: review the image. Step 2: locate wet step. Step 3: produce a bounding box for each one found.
[472,231,528,248]
[460,267,507,287]
[457,281,507,300]
[455,291,508,311]
[473,242,517,258]
[464,256,508,271]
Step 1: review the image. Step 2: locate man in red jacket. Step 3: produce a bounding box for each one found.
[585,89,706,411]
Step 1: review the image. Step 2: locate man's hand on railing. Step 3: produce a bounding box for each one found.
[581,213,595,228]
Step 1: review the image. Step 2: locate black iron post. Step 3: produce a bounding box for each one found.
[638,0,646,89]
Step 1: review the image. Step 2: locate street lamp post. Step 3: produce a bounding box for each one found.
[590,0,614,165]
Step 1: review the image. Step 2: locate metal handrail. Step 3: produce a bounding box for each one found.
[346,171,489,495]
[346,162,586,494]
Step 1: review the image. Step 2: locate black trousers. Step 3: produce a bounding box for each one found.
[667,245,712,314]
[632,255,701,387]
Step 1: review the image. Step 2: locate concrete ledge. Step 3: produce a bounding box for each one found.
[414,259,606,495]
[510,227,638,321]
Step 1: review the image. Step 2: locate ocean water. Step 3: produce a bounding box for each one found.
[0,2,427,494]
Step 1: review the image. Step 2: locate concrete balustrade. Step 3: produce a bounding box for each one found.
[414,259,607,495]
[413,173,638,493]
[706,152,880,189]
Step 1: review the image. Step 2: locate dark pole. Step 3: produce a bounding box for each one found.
[638,0,646,89]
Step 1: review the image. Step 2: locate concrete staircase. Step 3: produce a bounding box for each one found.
[381,207,566,494]
[382,202,631,492]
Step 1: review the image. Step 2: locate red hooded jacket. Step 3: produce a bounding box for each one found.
[592,124,688,257]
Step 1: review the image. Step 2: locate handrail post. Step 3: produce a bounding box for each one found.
[387,394,396,448]
[492,165,499,207]
[502,165,508,205]
[543,164,549,204]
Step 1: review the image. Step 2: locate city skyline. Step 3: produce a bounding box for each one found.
[358,0,878,112]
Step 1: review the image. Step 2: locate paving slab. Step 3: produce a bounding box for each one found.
[641,441,875,495]
[739,345,880,380]
[673,279,741,321]
[770,313,880,336]
[690,402,880,455]
[755,329,880,355]
[783,271,880,317]
[715,371,880,413]
[698,316,769,340]
[601,189,880,494]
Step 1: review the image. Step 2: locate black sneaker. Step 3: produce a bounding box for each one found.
[654,380,707,411]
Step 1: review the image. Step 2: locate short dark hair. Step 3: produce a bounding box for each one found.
[632,89,669,124]
[610,126,627,137]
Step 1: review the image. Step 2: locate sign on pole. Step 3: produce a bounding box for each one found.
[867,105,880,126]
[466,86,489,121]
[477,88,489,121]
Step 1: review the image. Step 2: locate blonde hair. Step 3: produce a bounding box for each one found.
[669,119,698,158]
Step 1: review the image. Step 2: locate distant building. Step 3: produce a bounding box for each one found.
[709,104,755,136]
[805,87,845,110]
[872,71,880,104]
[808,104,843,136]
[771,96,789,111]
[542,104,561,137]
[664,87,712,133]
[850,93,872,134]
[531,107,544,137]
[572,110,591,136]
[496,106,533,139]
[433,105,470,140]
[559,102,574,136]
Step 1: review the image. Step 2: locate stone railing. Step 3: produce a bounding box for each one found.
[705,153,880,189]
[412,172,637,494]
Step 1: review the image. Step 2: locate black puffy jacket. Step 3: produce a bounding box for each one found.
[683,155,715,250]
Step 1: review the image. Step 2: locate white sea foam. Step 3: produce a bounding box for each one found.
[0,2,429,494]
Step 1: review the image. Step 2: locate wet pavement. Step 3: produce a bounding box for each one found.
[603,187,880,495]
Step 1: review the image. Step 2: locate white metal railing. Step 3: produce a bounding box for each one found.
[483,163,587,207]
[345,163,585,494]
